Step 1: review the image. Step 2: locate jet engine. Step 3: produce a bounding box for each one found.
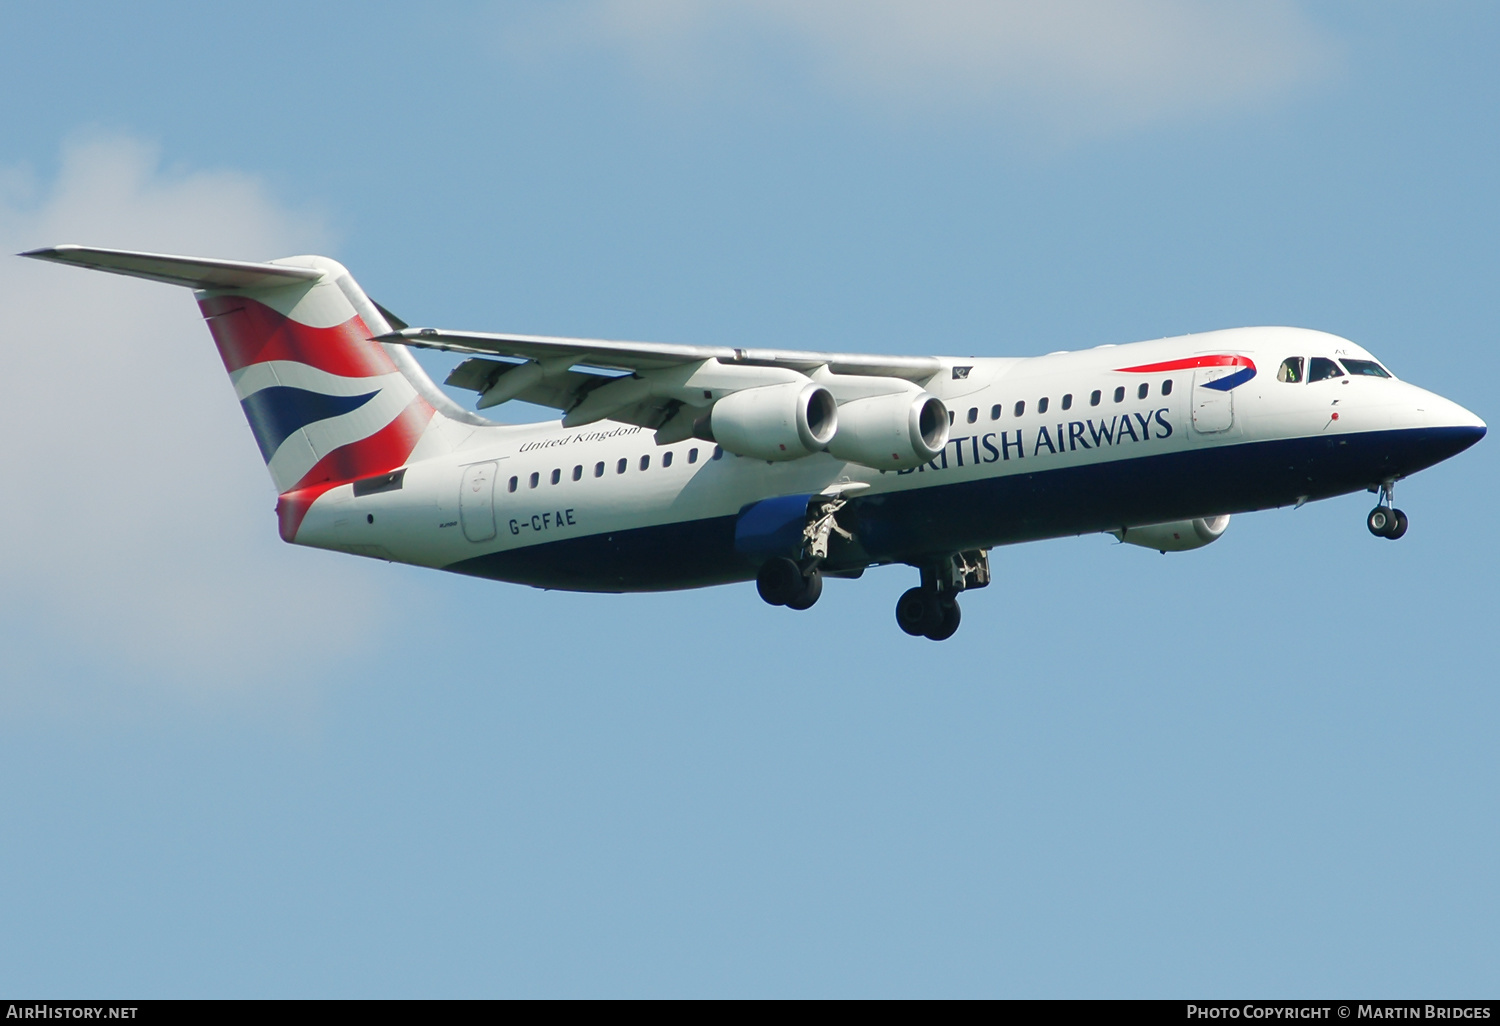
[1114,515,1230,553]
[709,381,838,461]
[826,390,950,470]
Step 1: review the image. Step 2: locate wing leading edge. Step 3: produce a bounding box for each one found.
[376,326,942,379]
[376,326,945,440]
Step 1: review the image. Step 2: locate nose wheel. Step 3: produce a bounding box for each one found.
[1366,480,1408,540]
[1366,506,1408,539]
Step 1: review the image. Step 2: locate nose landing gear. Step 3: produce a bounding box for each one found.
[1366,479,1409,540]
[1366,507,1408,539]
[895,550,989,641]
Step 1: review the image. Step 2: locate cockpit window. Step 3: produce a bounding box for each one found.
[1277,357,1304,383]
[1340,358,1391,378]
[1308,357,1344,382]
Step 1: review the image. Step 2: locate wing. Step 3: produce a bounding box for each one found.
[376,326,945,440]
[378,326,941,378]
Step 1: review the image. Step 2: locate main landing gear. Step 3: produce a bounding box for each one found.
[757,555,822,610]
[755,495,854,611]
[1366,479,1409,540]
[895,550,990,642]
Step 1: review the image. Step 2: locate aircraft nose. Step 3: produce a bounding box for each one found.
[1445,420,1486,454]
[1411,388,1485,462]
[1452,405,1486,434]
[1426,390,1485,433]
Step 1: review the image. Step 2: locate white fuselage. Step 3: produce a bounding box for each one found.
[294,326,1484,591]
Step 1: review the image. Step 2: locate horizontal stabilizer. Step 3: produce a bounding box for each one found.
[19,245,322,290]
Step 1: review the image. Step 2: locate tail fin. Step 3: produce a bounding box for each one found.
[22,245,468,540]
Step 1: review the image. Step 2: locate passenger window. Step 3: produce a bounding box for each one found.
[616,458,627,474]
[529,472,539,488]
[1309,357,1344,382]
[640,455,650,471]
[1137,383,1149,400]
[663,450,673,468]
[508,476,518,493]
[550,468,560,485]
[1162,379,1173,396]
[948,409,955,426]
[1061,394,1072,411]
[712,446,724,460]
[1277,357,1304,383]
[967,407,978,424]
[688,448,699,464]
[1014,400,1025,417]
[990,404,1001,420]
[1090,390,1101,407]
[1038,397,1049,414]
[1113,386,1125,403]
[1341,358,1391,378]
[572,465,582,481]
[594,462,605,478]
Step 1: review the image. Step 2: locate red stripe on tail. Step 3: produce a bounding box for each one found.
[199,295,399,379]
[274,396,436,542]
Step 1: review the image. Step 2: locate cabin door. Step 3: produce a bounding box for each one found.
[1191,369,1235,433]
[459,461,498,542]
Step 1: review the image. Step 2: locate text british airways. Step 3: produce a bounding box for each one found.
[899,408,1174,474]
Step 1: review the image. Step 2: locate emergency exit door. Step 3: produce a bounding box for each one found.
[1191,369,1235,433]
[459,461,498,542]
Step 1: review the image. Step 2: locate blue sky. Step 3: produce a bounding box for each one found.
[0,1,1496,997]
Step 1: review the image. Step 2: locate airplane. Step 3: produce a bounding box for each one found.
[21,245,1486,640]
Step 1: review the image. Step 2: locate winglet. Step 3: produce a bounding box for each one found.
[19,245,323,290]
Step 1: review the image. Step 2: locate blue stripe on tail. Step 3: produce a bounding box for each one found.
[240,386,380,461]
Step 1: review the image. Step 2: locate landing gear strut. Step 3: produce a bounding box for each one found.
[895,550,989,641]
[754,495,854,612]
[1366,479,1409,540]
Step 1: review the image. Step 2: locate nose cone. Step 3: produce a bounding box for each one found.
[1438,419,1486,459]
[1409,387,1485,465]
[1427,389,1485,434]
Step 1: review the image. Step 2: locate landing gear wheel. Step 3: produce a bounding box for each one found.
[756,557,802,606]
[896,587,942,637]
[1367,507,1395,538]
[1388,509,1409,540]
[785,569,823,610]
[924,598,961,641]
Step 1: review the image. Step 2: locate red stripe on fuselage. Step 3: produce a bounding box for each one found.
[1115,355,1255,373]
[275,395,436,542]
[198,295,399,378]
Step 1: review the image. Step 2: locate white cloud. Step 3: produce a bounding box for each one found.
[0,137,392,707]
[528,0,1337,135]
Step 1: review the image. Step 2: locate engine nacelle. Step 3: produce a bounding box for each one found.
[1114,515,1230,553]
[826,390,950,470]
[710,381,838,461]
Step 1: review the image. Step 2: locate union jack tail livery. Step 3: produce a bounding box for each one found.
[24,246,464,540]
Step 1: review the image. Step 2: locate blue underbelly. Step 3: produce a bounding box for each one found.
[443,425,1482,592]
